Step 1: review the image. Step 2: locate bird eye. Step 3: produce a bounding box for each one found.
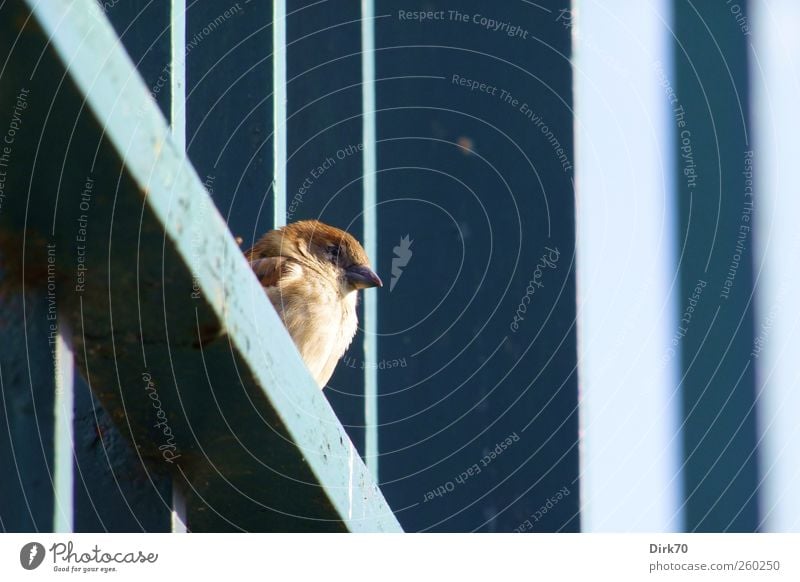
[327,244,342,261]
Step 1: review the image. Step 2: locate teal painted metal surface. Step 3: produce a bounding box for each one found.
[52,326,74,532]
[170,0,187,152]
[272,0,287,227]
[361,0,379,481]
[169,0,187,532]
[0,0,400,532]
[0,0,173,532]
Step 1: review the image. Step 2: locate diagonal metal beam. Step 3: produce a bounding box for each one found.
[2,0,400,532]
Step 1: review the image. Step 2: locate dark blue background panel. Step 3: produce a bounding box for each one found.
[186,0,274,243]
[373,0,579,532]
[673,0,759,532]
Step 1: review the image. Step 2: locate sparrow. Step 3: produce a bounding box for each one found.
[245,220,382,388]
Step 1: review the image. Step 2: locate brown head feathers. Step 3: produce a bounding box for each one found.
[248,219,370,268]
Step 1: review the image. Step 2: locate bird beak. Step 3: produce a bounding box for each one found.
[346,264,383,289]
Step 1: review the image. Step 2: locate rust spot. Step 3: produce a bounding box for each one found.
[457,136,475,155]
[16,12,31,32]
[0,229,51,296]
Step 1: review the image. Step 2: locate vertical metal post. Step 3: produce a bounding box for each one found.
[361,0,379,481]
[170,0,188,533]
[52,322,74,533]
[273,0,287,228]
[171,486,187,533]
[171,0,186,153]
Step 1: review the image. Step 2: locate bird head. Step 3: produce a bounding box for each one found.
[257,220,382,294]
